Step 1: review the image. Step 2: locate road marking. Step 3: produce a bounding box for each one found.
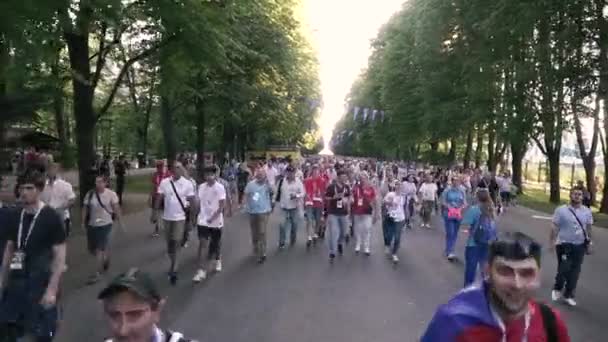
[532,215,552,220]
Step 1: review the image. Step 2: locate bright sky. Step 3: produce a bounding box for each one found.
[304,0,405,153]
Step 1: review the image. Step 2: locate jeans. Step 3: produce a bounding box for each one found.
[464,244,489,287]
[249,213,269,258]
[554,243,586,298]
[421,200,434,224]
[384,218,404,255]
[353,214,373,251]
[279,208,299,246]
[327,214,349,255]
[443,215,461,256]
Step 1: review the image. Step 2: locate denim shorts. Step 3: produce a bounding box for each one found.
[86,224,112,253]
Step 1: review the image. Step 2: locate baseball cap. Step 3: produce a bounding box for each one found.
[98,268,161,303]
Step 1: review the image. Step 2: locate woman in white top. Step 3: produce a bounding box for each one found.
[401,174,418,229]
[384,181,406,263]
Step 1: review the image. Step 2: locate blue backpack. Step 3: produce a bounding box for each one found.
[473,214,497,245]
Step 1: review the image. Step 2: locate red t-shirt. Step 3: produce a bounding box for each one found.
[456,301,570,342]
[351,184,376,215]
[304,176,327,208]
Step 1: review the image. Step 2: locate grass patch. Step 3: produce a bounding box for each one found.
[519,185,608,228]
[125,174,152,194]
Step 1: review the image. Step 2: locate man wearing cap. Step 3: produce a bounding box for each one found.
[421,232,570,342]
[275,165,305,249]
[99,268,197,342]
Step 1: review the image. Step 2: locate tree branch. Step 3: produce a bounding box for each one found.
[91,22,108,91]
[531,135,547,156]
[96,37,172,121]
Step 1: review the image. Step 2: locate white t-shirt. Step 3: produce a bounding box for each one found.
[266,165,278,188]
[84,189,119,227]
[158,177,195,221]
[384,192,405,222]
[279,178,305,210]
[419,182,438,201]
[41,178,76,220]
[401,181,418,199]
[197,181,226,228]
[497,176,512,192]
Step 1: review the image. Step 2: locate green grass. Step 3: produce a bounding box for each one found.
[125,174,152,194]
[519,185,608,228]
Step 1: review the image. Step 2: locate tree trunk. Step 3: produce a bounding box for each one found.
[448,137,457,165]
[511,141,525,194]
[597,0,608,213]
[65,32,97,201]
[429,141,439,153]
[486,127,495,171]
[547,151,561,203]
[474,126,483,168]
[463,129,473,169]
[160,95,177,166]
[195,98,206,182]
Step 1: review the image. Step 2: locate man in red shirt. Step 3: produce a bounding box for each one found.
[150,160,171,237]
[422,232,570,342]
[304,165,327,247]
[351,171,379,255]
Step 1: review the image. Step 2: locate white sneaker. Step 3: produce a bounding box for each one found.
[447,253,457,261]
[355,245,361,253]
[364,247,371,255]
[551,290,562,301]
[564,298,577,307]
[215,260,222,272]
[192,269,207,283]
[384,246,391,256]
[392,254,399,263]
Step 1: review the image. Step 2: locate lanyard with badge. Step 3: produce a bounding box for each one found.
[490,304,531,342]
[11,203,44,270]
[336,185,346,209]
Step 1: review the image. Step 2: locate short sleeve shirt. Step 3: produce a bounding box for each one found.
[197,182,226,228]
[84,189,119,227]
[553,205,593,245]
[244,181,272,214]
[7,206,66,267]
[326,182,351,216]
[41,178,76,220]
[158,177,195,221]
[352,184,376,215]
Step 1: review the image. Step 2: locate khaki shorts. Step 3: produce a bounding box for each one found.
[163,220,186,242]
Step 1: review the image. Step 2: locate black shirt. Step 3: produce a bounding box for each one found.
[7,206,66,267]
[325,182,351,216]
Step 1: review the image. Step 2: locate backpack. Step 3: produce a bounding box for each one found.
[472,213,497,245]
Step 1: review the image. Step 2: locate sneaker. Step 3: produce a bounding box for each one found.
[564,297,577,307]
[447,253,456,261]
[192,269,207,283]
[306,239,312,248]
[384,246,391,255]
[364,248,371,256]
[215,260,222,272]
[279,244,286,250]
[258,255,267,264]
[151,232,160,238]
[169,272,178,286]
[392,255,399,263]
[338,244,344,255]
[86,273,101,285]
[551,290,562,301]
[355,245,360,254]
[329,253,335,262]
[313,233,319,240]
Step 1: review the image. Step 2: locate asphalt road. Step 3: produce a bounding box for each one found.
[54,204,607,341]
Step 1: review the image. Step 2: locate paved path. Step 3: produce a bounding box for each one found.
[53,204,606,341]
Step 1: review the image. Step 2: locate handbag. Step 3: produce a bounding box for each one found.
[567,207,591,254]
[447,207,462,220]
